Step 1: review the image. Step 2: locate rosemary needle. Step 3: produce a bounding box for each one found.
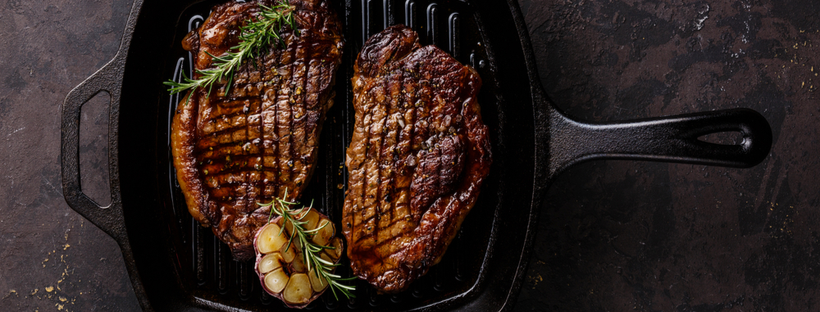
[164,1,300,104]
[258,191,357,301]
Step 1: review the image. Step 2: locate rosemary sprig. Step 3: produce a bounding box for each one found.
[258,192,357,300]
[164,1,300,103]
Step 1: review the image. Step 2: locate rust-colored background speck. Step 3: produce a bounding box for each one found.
[0,0,818,311]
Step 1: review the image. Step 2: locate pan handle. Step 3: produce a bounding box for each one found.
[61,56,126,243]
[548,108,772,177]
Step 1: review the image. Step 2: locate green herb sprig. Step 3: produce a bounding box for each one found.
[258,192,357,300]
[164,1,300,103]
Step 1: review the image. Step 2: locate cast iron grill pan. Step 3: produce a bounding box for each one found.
[60,0,772,311]
[164,0,495,310]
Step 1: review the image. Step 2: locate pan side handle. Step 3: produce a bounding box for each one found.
[61,54,127,243]
[60,1,154,311]
[548,108,772,177]
[60,0,142,245]
[61,53,154,312]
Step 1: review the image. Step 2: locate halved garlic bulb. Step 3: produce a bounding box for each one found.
[254,209,346,309]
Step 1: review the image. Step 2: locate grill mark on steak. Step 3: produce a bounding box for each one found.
[171,0,343,261]
[343,25,492,293]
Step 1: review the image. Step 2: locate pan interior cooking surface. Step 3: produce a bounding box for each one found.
[161,0,504,310]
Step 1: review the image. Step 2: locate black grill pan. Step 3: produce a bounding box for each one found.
[60,0,772,311]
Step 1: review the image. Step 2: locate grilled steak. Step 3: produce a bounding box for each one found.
[342,25,492,293]
[171,0,343,261]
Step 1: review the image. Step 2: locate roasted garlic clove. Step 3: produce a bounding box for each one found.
[301,209,321,232]
[258,253,284,274]
[264,268,289,293]
[283,273,312,305]
[290,251,307,273]
[325,237,343,261]
[280,242,296,263]
[284,208,321,235]
[256,223,287,254]
[313,219,335,246]
[308,268,329,292]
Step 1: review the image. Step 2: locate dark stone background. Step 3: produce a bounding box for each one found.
[0,0,817,311]
[515,0,820,311]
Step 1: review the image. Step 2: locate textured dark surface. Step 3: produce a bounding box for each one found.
[516,0,820,311]
[0,0,140,311]
[0,0,817,311]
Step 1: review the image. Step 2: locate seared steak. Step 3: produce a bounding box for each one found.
[171,0,343,261]
[343,25,492,293]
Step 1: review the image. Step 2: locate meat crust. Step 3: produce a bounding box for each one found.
[171,0,343,261]
[343,25,492,293]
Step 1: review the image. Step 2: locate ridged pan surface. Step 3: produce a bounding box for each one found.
[161,0,508,310]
